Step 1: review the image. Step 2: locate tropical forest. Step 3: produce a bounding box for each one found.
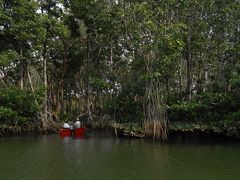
[0,0,240,179]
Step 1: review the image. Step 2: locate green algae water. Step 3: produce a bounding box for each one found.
[0,132,240,180]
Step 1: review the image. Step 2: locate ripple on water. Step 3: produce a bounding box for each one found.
[0,134,240,180]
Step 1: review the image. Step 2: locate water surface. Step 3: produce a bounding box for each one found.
[0,132,239,180]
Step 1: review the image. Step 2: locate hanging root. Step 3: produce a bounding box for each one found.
[144,121,168,140]
[143,65,168,140]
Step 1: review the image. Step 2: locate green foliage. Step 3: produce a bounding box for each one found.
[90,77,110,91]
[168,91,240,137]
[122,122,142,132]
[169,92,240,122]
[169,103,209,122]
[0,106,19,124]
[225,111,240,123]
[0,86,39,124]
[0,50,19,67]
[230,75,240,93]
[104,90,143,123]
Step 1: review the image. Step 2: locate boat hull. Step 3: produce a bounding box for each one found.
[59,128,71,137]
[74,127,86,137]
[59,127,86,137]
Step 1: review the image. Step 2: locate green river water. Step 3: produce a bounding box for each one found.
[0,132,239,180]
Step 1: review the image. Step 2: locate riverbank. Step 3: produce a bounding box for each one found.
[105,121,240,140]
[1,120,239,140]
[169,121,240,139]
[0,121,61,137]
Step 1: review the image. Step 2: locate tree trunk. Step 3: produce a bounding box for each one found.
[186,34,192,100]
[43,42,48,127]
[20,47,24,89]
[86,34,92,121]
[27,67,34,92]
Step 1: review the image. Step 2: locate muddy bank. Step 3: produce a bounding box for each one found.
[88,122,240,140]
[0,121,61,137]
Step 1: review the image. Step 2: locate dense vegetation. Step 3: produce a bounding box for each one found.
[0,0,239,138]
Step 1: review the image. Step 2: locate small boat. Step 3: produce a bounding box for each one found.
[74,127,86,137]
[59,128,71,137]
[59,127,86,137]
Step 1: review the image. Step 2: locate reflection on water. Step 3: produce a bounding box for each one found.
[0,132,240,180]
